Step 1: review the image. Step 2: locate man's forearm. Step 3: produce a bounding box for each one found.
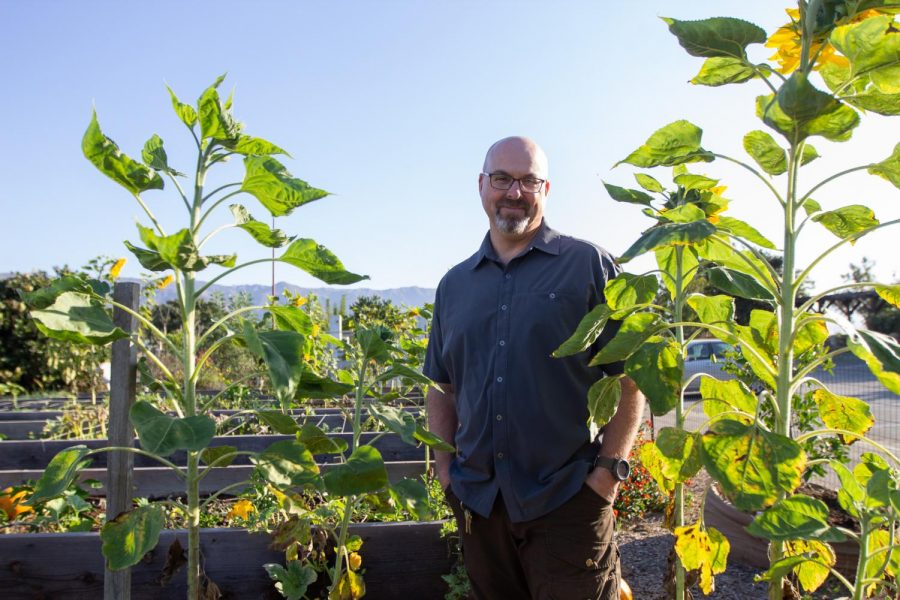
[426,384,457,488]
[598,376,645,460]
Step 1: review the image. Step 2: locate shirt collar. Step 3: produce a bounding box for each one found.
[470,219,561,270]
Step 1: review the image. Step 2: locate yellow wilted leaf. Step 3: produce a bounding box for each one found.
[226,499,255,520]
[875,285,900,309]
[784,540,835,592]
[348,551,362,571]
[158,275,174,289]
[639,441,675,495]
[109,258,126,280]
[674,523,730,594]
[330,569,366,599]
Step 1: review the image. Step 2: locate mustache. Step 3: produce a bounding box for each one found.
[497,200,530,210]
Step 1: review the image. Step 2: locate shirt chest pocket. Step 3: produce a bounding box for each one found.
[511,289,585,353]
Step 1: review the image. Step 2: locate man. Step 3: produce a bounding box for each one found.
[424,136,645,600]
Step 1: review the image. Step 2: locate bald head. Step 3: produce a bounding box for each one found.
[482,136,549,178]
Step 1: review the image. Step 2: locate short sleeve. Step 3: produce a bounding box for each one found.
[423,281,450,384]
[590,248,625,376]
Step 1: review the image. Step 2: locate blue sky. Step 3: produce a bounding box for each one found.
[1,1,897,293]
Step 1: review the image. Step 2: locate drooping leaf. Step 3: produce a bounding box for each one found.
[715,216,776,249]
[619,220,717,263]
[200,445,237,467]
[673,173,719,191]
[662,16,767,59]
[656,427,703,483]
[869,142,900,189]
[198,75,241,142]
[130,401,216,457]
[368,404,416,444]
[279,239,368,285]
[660,203,707,224]
[743,130,788,175]
[30,291,129,345]
[700,377,757,421]
[389,478,433,520]
[297,423,348,454]
[241,156,329,217]
[242,324,306,405]
[757,88,860,144]
[587,375,622,428]
[687,294,735,325]
[264,561,317,600]
[27,445,91,504]
[589,313,660,365]
[618,120,714,168]
[800,144,820,166]
[135,224,235,271]
[230,204,293,248]
[332,569,366,600]
[634,173,664,193]
[553,304,613,357]
[603,182,654,206]
[267,305,314,335]
[141,134,183,176]
[257,410,300,435]
[707,266,776,301]
[846,328,900,393]
[166,85,198,128]
[747,494,843,541]
[655,246,699,299]
[82,111,164,194]
[793,317,829,355]
[322,446,389,497]
[691,56,757,86]
[604,273,659,311]
[625,337,682,416]
[673,522,730,595]
[294,371,355,400]
[123,242,169,271]
[374,364,434,388]
[695,237,776,290]
[21,275,99,309]
[875,284,900,308]
[355,326,392,363]
[225,135,288,157]
[101,505,164,570]
[783,540,836,593]
[831,460,864,518]
[640,441,675,494]
[845,87,900,115]
[701,420,806,511]
[812,205,879,242]
[412,425,455,452]
[253,439,320,488]
[830,16,900,83]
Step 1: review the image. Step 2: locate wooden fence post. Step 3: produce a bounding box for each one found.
[104,281,140,600]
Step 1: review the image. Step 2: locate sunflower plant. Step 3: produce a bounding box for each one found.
[562,2,900,599]
[20,75,369,599]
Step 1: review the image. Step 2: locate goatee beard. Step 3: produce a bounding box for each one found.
[494,213,531,235]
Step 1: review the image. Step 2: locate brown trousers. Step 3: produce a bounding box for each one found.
[446,484,620,600]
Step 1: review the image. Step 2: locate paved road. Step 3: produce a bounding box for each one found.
[647,354,900,488]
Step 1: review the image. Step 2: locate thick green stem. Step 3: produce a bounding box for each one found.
[853,519,870,600]
[673,245,687,600]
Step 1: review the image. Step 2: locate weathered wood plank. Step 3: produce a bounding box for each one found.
[0,461,429,499]
[0,433,427,470]
[0,412,63,422]
[0,421,45,439]
[0,522,453,599]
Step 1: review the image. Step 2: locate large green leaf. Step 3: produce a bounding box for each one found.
[757,90,859,144]
[634,173,664,193]
[412,425,455,452]
[673,173,719,191]
[141,134,183,176]
[869,142,900,189]
[135,224,235,271]
[22,275,105,309]
[625,337,682,416]
[618,120,714,168]
[831,460,864,518]
[225,135,288,156]
[602,182,654,206]
[253,439,320,488]
[845,86,900,115]
[241,156,329,217]
[123,242,169,271]
[368,403,417,444]
[130,401,216,457]
[390,478,433,520]
[322,446,389,497]
[200,445,237,467]
[197,75,241,142]
[165,85,198,128]
[355,326,393,363]
[812,205,879,241]
[715,216,776,249]
[793,318,829,356]
[700,377,757,421]
[619,220,716,263]
[374,364,434,388]
[297,423,348,454]
[876,284,900,308]
[830,16,900,84]
[662,17,766,59]
[243,325,305,404]
[656,427,703,483]
[279,239,368,285]
[660,203,707,224]
[691,57,758,86]
[82,111,163,194]
[655,246,699,299]
[264,561,318,600]
[267,305,314,335]
[743,130,787,175]
[589,312,660,365]
[587,375,622,428]
[257,410,300,435]
[231,204,293,248]
[686,293,735,325]
[813,388,874,444]
[294,371,354,400]
[746,495,843,542]
[101,505,165,570]
[604,273,659,311]
[707,266,776,301]
[701,420,806,511]
[695,237,776,290]
[30,291,129,345]
[847,328,900,394]
[27,445,91,504]
[553,304,613,357]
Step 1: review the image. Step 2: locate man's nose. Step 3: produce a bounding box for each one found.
[505,181,522,198]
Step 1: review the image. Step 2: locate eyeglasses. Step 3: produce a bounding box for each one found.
[482,172,546,193]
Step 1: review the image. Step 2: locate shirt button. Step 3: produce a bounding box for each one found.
[549,292,556,299]
[500,304,508,311]
[496,414,503,421]
[499,340,506,346]
[497,452,504,459]
[496,376,503,383]
[505,273,511,280]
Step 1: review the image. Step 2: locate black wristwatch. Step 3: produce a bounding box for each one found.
[593,455,631,481]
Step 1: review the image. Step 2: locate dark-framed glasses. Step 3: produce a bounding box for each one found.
[482,172,546,193]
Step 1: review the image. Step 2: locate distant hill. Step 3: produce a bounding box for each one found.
[155,282,435,310]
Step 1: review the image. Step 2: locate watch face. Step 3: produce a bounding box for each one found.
[615,460,630,480]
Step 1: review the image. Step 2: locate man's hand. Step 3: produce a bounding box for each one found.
[585,466,619,503]
[437,464,452,493]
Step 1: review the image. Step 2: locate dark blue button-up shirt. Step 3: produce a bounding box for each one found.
[424,221,623,522]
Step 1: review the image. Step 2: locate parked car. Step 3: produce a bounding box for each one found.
[683,338,736,396]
